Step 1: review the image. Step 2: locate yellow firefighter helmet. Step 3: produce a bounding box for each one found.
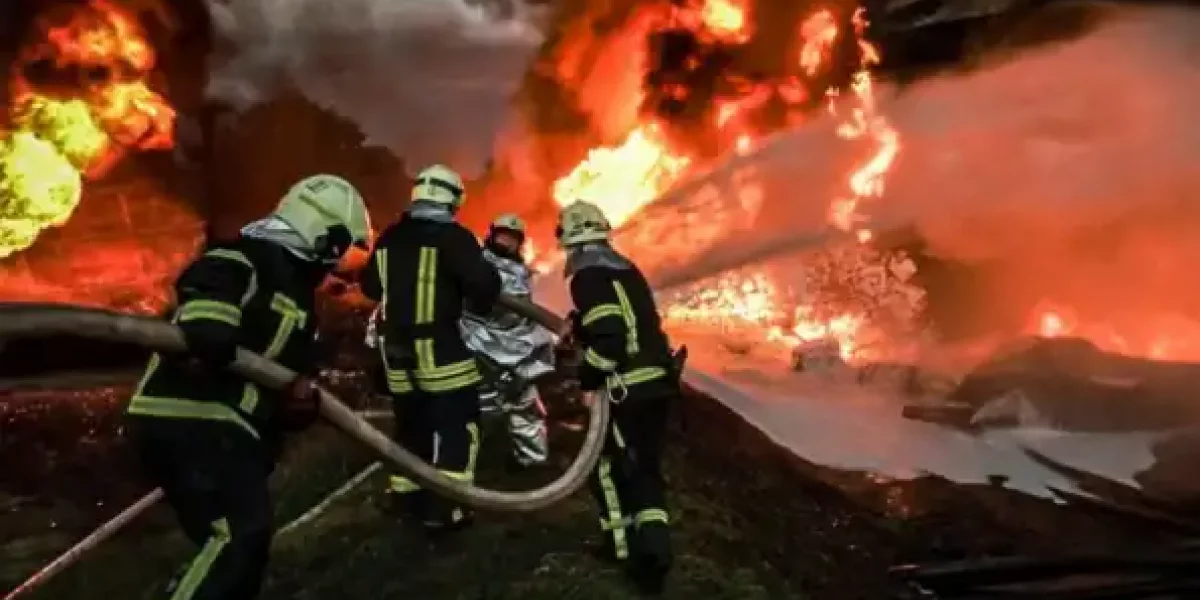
[273,174,371,256]
[491,213,526,234]
[411,164,466,208]
[556,201,612,247]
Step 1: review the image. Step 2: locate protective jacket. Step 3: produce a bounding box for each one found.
[568,244,677,397]
[127,237,323,446]
[361,208,502,395]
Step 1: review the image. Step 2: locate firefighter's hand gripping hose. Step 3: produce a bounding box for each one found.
[0,297,609,513]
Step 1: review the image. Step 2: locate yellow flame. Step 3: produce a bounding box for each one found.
[552,123,691,229]
[0,132,84,258]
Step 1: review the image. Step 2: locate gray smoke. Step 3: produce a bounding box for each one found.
[204,0,546,177]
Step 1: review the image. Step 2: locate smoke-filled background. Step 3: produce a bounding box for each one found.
[205,0,547,176]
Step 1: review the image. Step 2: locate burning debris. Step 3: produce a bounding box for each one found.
[1,0,176,259]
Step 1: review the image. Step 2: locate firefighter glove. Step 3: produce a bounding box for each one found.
[281,375,321,430]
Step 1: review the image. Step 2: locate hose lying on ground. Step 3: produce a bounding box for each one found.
[0,299,607,513]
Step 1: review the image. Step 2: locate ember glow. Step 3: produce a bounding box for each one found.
[0,0,175,259]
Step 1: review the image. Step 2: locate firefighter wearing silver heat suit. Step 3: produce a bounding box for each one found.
[459,214,553,467]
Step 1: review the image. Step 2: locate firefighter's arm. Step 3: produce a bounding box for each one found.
[569,269,627,391]
[446,225,503,313]
[173,247,256,368]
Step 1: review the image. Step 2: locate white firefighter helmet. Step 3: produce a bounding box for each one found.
[556,201,612,247]
[273,173,372,256]
[411,164,466,208]
[491,213,526,235]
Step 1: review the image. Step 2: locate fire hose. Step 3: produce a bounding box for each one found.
[0,296,608,598]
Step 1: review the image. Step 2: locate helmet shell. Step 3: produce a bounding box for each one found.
[411,164,465,207]
[274,174,371,249]
[556,201,611,247]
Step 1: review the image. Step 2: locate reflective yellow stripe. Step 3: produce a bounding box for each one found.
[384,365,481,393]
[635,508,670,527]
[415,247,438,324]
[420,370,483,393]
[177,299,241,326]
[409,339,482,392]
[415,338,435,371]
[204,249,252,269]
[127,395,259,440]
[431,422,482,485]
[582,304,622,326]
[389,475,420,494]
[597,458,628,559]
[376,247,389,309]
[600,516,632,531]
[265,293,307,359]
[585,348,618,372]
[385,371,414,394]
[238,383,259,414]
[169,518,231,600]
[608,366,667,388]
[379,347,413,393]
[612,423,627,449]
[612,281,639,356]
[134,354,162,396]
[465,422,480,478]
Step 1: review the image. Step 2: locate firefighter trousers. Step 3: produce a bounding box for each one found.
[131,417,273,600]
[387,385,481,526]
[589,387,674,570]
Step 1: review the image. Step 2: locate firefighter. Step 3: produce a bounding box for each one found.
[125,174,372,600]
[360,164,502,530]
[556,200,679,593]
[460,213,554,469]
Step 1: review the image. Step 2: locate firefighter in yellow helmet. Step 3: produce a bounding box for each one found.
[360,164,502,530]
[126,174,371,600]
[556,200,681,593]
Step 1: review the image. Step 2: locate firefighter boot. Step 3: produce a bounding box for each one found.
[420,497,475,534]
[628,520,672,595]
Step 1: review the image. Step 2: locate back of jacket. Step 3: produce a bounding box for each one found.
[570,254,677,398]
[128,237,322,445]
[362,214,502,394]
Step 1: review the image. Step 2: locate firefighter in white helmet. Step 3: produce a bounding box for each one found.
[459,213,554,468]
[556,200,683,593]
[127,174,372,599]
[360,164,502,530]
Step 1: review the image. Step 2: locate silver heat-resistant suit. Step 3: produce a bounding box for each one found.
[458,248,554,466]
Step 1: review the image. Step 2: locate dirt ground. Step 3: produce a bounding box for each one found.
[3,365,1188,600]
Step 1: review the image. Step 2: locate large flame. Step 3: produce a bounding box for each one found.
[542,1,907,364]
[0,0,175,259]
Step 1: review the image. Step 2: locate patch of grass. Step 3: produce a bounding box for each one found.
[16,414,805,600]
